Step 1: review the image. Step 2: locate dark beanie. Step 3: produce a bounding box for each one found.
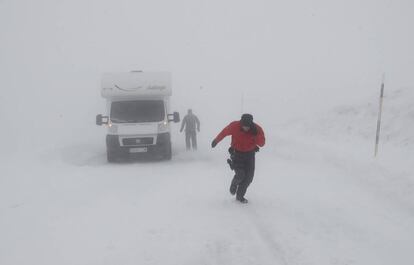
[240,113,253,126]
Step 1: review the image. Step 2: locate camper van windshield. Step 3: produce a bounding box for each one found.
[110,100,165,123]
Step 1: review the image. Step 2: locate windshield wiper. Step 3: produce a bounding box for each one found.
[111,118,141,123]
[110,118,129,123]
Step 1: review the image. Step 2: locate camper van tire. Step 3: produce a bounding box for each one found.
[164,142,172,160]
[107,149,118,163]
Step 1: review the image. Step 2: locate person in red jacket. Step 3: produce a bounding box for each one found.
[211,114,265,203]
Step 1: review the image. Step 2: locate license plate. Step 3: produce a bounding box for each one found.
[129,147,148,153]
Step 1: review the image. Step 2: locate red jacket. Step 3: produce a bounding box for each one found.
[214,121,265,152]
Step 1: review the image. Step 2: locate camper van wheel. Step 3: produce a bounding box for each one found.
[164,143,172,160]
[107,150,117,162]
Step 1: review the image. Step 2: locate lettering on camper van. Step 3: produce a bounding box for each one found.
[115,85,142,92]
[147,85,166,91]
[103,85,166,92]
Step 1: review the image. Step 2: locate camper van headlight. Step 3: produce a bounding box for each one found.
[158,121,168,133]
[109,124,118,133]
[107,121,118,133]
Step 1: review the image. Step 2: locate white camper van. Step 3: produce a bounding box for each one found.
[96,71,180,162]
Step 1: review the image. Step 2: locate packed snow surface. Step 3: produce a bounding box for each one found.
[1,89,413,265]
[1,1,414,264]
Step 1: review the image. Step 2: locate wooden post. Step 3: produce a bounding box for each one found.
[374,75,385,157]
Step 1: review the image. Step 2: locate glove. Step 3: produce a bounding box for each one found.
[250,124,258,135]
[227,159,234,170]
[211,139,217,148]
[254,146,260,152]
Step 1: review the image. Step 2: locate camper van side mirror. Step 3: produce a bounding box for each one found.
[168,112,180,123]
[96,114,109,125]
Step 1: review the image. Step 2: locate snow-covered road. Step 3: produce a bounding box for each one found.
[1,135,413,265]
[2,1,414,263]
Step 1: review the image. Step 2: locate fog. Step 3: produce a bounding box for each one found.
[1,0,413,155]
[1,1,414,264]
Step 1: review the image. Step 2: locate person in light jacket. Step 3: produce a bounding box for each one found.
[180,109,200,150]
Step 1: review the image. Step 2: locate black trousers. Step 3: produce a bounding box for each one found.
[185,131,197,150]
[231,151,255,199]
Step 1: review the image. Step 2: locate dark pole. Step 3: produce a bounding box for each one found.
[374,75,385,157]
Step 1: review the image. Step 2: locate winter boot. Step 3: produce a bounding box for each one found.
[229,183,237,195]
[236,197,248,204]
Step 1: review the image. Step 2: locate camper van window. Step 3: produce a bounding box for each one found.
[110,100,165,123]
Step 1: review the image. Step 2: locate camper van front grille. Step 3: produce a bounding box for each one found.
[122,137,154,146]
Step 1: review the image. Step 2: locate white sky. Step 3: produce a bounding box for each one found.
[0,0,413,152]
